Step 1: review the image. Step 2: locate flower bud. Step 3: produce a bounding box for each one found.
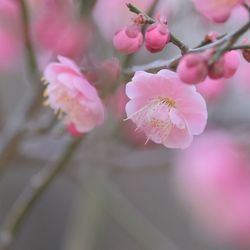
[145,17,170,53]
[223,50,240,78]
[209,51,240,79]
[113,25,143,54]
[177,54,208,84]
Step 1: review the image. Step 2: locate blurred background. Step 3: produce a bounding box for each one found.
[1,0,250,250]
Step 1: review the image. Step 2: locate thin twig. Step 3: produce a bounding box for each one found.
[19,0,39,82]
[126,3,189,53]
[0,137,83,250]
[124,19,250,74]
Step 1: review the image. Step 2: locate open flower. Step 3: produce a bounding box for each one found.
[43,56,105,133]
[125,70,207,149]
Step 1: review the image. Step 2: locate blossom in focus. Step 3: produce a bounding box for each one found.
[177,54,208,84]
[145,16,170,53]
[43,56,105,133]
[192,0,243,23]
[125,70,207,149]
[175,131,250,245]
[113,25,143,54]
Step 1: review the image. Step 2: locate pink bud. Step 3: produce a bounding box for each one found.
[209,51,240,79]
[177,54,208,84]
[67,123,83,137]
[145,18,170,53]
[223,51,240,78]
[113,25,143,54]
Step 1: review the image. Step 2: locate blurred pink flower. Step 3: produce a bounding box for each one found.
[175,131,250,245]
[0,27,22,70]
[233,57,250,93]
[192,0,243,23]
[125,70,207,149]
[196,77,227,102]
[34,11,91,61]
[43,56,105,133]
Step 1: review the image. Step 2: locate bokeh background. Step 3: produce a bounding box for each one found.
[1,0,250,250]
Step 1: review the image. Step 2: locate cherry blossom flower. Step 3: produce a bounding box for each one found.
[43,56,105,133]
[125,70,207,149]
[175,131,250,245]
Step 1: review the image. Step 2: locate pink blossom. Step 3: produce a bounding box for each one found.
[196,77,227,102]
[34,11,91,61]
[43,56,105,133]
[145,16,170,53]
[125,70,207,149]
[113,25,143,54]
[233,57,250,93]
[175,131,250,245]
[177,54,208,84]
[192,0,243,23]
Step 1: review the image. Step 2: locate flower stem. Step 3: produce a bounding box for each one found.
[20,0,39,82]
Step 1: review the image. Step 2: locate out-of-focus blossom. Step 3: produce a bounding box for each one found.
[192,0,243,23]
[0,27,22,70]
[196,77,227,102]
[175,131,250,246]
[98,57,121,85]
[93,0,178,41]
[177,54,208,84]
[113,25,143,54]
[43,56,105,133]
[145,15,170,53]
[233,57,250,93]
[125,70,207,149]
[34,11,91,61]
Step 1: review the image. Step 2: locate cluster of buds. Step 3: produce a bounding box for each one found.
[113,14,170,54]
[177,50,240,85]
